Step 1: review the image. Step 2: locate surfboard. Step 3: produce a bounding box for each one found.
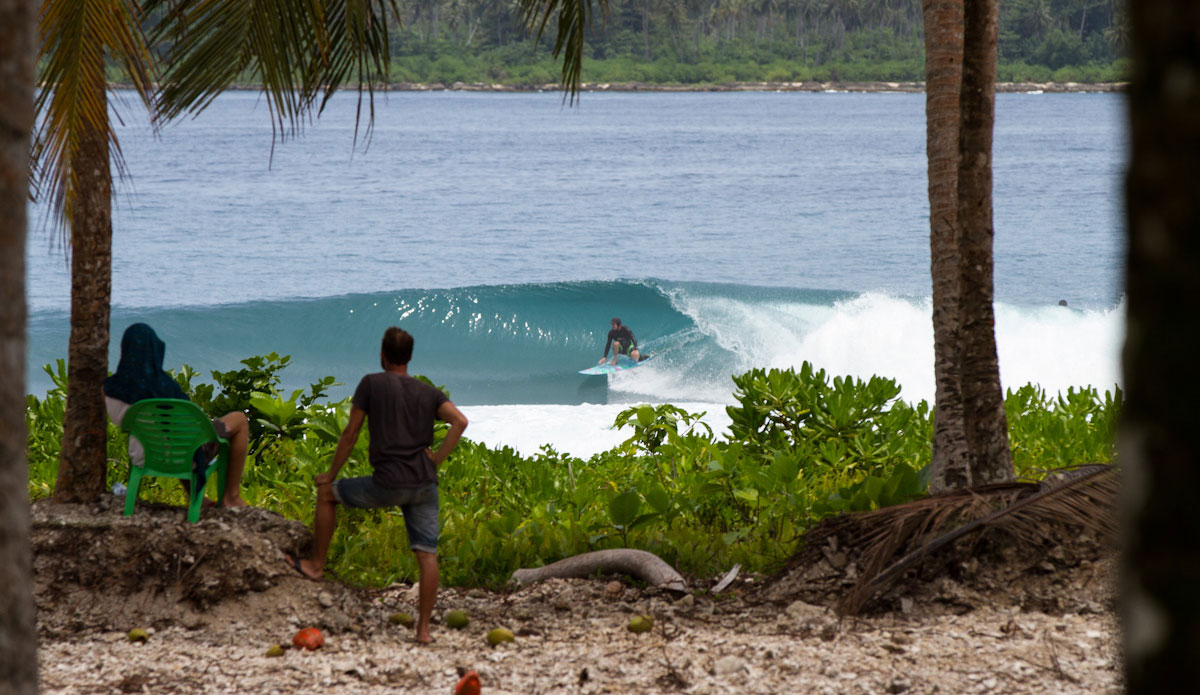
[578,355,653,375]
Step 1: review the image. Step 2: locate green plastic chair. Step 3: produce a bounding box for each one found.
[120,398,228,523]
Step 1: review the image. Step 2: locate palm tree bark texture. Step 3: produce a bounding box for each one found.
[953,0,1013,486]
[0,0,40,691]
[55,80,113,503]
[1121,0,1200,690]
[922,0,971,493]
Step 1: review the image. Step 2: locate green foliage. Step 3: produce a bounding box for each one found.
[186,0,1129,90]
[1005,384,1121,478]
[27,353,1121,589]
[726,363,919,478]
[362,0,1127,86]
[613,403,712,455]
[172,352,338,452]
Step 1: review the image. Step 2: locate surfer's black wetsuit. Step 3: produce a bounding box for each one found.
[604,326,637,358]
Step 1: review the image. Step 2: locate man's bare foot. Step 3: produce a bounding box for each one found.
[416,631,435,644]
[286,555,322,581]
[220,497,250,509]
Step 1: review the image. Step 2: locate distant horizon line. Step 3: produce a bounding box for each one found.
[99,79,1126,95]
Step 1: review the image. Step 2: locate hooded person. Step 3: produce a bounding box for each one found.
[104,323,251,509]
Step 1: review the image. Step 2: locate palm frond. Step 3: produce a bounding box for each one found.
[147,0,398,145]
[33,0,155,236]
[516,0,605,103]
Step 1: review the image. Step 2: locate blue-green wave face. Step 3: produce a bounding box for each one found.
[27,280,1121,407]
[26,280,783,404]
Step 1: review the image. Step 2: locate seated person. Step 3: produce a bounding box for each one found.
[103,323,250,508]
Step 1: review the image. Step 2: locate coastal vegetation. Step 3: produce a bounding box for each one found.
[376,0,1128,85]
[109,0,1127,88]
[25,354,1121,588]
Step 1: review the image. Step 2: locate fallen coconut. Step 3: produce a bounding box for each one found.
[265,644,285,658]
[127,628,149,643]
[292,627,324,651]
[487,628,515,646]
[627,615,654,634]
[445,610,470,629]
[389,612,415,627]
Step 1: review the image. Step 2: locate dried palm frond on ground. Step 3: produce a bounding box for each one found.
[760,464,1119,616]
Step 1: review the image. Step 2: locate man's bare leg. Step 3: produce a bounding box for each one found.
[218,411,250,507]
[294,482,337,580]
[414,550,439,644]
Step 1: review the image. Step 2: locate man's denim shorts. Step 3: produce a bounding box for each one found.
[331,478,439,554]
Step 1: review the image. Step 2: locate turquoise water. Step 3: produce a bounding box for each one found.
[26,91,1125,452]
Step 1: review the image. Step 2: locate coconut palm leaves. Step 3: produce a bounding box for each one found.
[517,0,604,101]
[146,0,398,139]
[33,0,155,232]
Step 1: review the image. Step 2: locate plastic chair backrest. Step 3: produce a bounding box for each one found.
[121,398,216,475]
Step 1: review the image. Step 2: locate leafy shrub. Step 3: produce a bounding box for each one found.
[26,353,1119,588]
[1005,384,1121,478]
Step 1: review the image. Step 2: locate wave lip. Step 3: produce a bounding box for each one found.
[26,280,1122,410]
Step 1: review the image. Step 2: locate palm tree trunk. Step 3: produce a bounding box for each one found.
[922,0,971,493]
[0,0,40,691]
[1121,1,1200,690]
[955,0,1012,484]
[55,81,112,504]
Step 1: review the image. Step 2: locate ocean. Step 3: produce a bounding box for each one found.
[26,90,1125,457]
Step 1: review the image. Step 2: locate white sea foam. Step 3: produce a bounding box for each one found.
[460,402,732,459]
[704,291,1118,405]
[477,293,1124,456]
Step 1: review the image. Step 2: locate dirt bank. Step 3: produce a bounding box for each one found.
[32,497,1121,694]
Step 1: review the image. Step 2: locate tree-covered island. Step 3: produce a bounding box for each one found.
[375,0,1128,86]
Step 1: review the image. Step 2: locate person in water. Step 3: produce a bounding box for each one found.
[288,327,468,645]
[103,323,252,509]
[599,317,643,366]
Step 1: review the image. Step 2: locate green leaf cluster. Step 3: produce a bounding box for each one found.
[727,363,926,475]
[174,353,339,448]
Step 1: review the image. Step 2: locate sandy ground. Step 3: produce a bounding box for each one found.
[32,498,1122,695]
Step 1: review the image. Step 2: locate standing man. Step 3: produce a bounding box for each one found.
[599,317,642,365]
[289,327,467,645]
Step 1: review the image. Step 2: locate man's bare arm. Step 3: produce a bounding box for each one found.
[430,401,467,466]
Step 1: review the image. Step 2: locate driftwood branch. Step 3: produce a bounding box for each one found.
[511,549,687,592]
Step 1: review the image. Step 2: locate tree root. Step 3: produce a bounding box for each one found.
[510,549,687,592]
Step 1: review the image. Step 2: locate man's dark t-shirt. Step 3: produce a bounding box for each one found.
[604,326,637,357]
[352,372,449,489]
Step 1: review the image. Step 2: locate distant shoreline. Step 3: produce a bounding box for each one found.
[385,80,1126,94]
[189,80,1125,94]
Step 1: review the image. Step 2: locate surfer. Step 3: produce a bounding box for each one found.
[599,317,643,365]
